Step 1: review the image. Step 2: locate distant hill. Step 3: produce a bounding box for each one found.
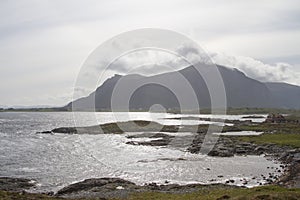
[265,82,300,109]
[64,64,300,111]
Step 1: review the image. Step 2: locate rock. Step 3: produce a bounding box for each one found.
[56,178,136,195]
[293,153,300,162]
[116,186,124,190]
[42,191,55,196]
[0,177,35,192]
[188,146,200,154]
[217,194,231,200]
[125,141,139,145]
[57,178,239,199]
[52,127,77,134]
[242,116,265,119]
[144,182,164,190]
[254,146,266,154]
[150,133,173,138]
[208,150,234,157]
[235,149,247,154]
[145,139,171,146]
[255,194,272,199]
[36,131,53,134]
[264,113,286,123]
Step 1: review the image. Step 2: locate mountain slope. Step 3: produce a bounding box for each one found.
[65,64,283,111]
[265,82,300,109]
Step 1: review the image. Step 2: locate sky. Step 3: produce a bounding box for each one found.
[0,0,300,107]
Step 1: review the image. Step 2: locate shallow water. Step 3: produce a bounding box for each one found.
[213,131,264,136]
[0,112,279,192]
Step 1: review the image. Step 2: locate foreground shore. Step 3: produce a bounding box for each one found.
[1,177,300,200]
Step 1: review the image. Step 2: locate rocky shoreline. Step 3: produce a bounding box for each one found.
[0,177,247,199]
[1,151,299,199]
[1,144,298,199]
[0,159,299,200]
[0,177,35,192]
[276,149,300,188]
[3,118,299,199]
[55,178,240,199]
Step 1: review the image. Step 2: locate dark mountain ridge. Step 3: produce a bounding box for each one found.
[65,64,300,111]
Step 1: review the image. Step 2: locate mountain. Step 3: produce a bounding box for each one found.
[265,82,300,109]
[64,64,300,111]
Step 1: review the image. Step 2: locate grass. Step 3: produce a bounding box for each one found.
[125,186,300,200]
[0,190,63,200]
[1,186,300,200]
[225,107,300,115]
[240,133,300,148]
[192,108,300,115]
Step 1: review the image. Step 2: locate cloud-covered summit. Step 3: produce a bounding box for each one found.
[99,45,300,87]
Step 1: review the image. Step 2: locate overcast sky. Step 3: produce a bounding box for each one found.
[1,0,300,107]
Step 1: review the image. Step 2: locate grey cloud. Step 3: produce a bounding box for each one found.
[1,0,300,106]
[210,52,300,85]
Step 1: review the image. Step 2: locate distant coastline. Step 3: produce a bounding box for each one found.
[1,107,300,115]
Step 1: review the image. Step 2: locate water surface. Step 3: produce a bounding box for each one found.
[0,112,279,192]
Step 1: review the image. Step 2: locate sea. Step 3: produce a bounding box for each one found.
[0,112,281,193]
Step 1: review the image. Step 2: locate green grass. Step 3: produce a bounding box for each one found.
[125,186,300,200]
[0,190,64,200]
[199,107,300,115]
[95,121,180,134]
[286,113,300,121]
[1,186,300,200]
[240,133,300,148]
[225,107,300,115]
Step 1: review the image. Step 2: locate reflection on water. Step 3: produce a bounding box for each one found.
[213,131,264,136]
[0,112,278,192]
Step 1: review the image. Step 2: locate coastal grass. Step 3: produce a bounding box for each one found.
[240,133,300,148]
[0,190,64,200]
[125,186,300,200]
[1,186,300,200]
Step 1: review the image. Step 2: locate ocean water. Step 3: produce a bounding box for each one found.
[213,131,264,136]
[0,112,280,193]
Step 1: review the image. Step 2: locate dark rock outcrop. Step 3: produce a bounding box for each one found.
[187,133,294,157]
[56,178,136,196]
[49,121,180,135]
[277,150,300,188]
[0,177,35,192]
[264,113,286,123]
[56,178,238,199]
